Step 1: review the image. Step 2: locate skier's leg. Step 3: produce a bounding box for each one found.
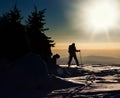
[68,55,72,67]
[74,54,79,66]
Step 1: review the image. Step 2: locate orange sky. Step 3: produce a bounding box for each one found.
[52,42,120,50]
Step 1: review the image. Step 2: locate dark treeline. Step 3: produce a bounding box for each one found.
[0,5,80,95]
[0,5,55,67]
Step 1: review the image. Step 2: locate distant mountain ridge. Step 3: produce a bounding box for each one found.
[57,55,120,65]
[84,55,119,59]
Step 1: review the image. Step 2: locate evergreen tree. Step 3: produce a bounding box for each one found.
[0,5,29,59]
[9,5,22,23]
[26,7,55,63]
[27,7,48,32]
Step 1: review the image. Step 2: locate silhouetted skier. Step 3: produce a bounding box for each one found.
[68,43,80,67]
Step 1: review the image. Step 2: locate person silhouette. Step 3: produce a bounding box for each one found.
[48,54,60,75]
[68,43,80,67]
[52,54,60,66]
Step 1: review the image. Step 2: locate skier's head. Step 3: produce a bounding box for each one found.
[72,43,75,46]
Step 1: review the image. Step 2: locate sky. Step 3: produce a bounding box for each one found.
[1,0,120,50]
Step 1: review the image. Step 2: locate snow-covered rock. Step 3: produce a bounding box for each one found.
[0,53,49,90]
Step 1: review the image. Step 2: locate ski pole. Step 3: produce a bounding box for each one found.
[79,50,82,65]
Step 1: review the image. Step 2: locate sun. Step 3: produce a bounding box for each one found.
[86,1,119,31]
[67,0,120,41]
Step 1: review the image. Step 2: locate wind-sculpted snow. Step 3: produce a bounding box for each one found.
[1,62,120,97]
[45,64,120,98]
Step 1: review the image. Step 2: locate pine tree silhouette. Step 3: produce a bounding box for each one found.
[0,5,29,59]
[26,6,55,64]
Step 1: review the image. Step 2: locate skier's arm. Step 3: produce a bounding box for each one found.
[76,50,80,52]
[75,46,80,52]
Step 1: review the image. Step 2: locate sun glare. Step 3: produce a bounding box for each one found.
[85,1,119,31]
[67,0,120,41]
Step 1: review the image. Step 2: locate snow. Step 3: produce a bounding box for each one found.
[0,53,49,97]
[60,64,120,92]
[45,64,120,97]
[1,60,120,97]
